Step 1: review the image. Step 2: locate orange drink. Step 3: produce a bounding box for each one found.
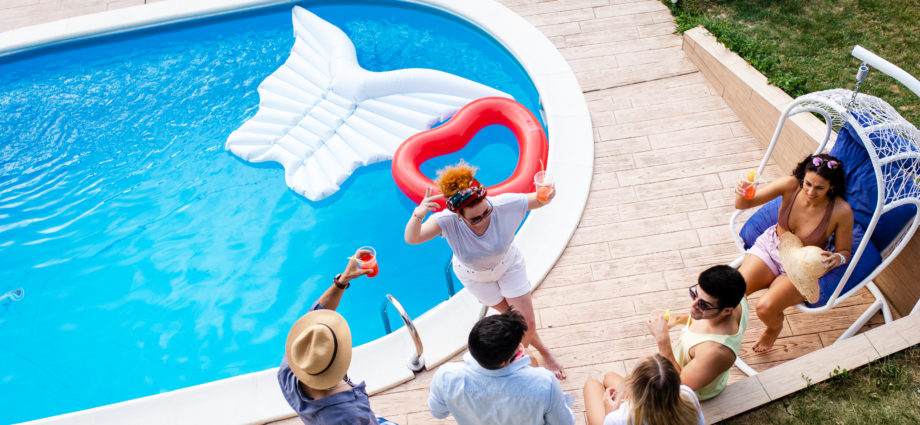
[534,171,554,202]
[741,170,757,199]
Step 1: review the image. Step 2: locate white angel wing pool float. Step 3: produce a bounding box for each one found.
[226,6,512,201]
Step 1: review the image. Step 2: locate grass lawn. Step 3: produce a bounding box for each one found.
[723,346,920,424]
[663,0,920,127]
[660,2,920,422]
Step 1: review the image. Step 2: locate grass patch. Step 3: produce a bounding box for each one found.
[723,345,920,424]
[663,0,920,126]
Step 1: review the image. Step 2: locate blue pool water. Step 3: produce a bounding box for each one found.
[0,1,543,422]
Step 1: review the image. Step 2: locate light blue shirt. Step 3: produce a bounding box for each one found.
[428,353,575,425]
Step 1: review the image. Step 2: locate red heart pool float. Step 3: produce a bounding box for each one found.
[391,97,548,211]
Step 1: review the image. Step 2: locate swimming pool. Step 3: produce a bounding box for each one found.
[0,2,544,422]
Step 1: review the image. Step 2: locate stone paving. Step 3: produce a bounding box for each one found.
[0,0,882,424]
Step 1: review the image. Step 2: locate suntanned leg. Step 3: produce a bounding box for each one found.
[738,254,777,296]
[583,379,608,425]
[506,293,566,379]
[752,276,804,352]
[489,299,538,367]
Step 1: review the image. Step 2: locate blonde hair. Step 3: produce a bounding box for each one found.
[435,161,477,197]
[626,354,699,425]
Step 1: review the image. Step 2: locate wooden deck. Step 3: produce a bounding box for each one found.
[358,1,883,424]
[0,0,885,424]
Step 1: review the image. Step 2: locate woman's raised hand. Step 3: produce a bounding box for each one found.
[413,186,443,220]
[734,178,749,197]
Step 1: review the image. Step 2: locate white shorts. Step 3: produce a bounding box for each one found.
[452,245,532,306]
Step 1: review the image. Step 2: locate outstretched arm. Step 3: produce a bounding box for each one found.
[734,175,798,210]
[317,249,372,311]
[405,186,444,244]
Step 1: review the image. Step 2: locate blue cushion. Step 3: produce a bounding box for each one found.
[740,208,881,308]
[829,121,917,251]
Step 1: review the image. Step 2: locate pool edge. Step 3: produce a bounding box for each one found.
[10,0,593,423]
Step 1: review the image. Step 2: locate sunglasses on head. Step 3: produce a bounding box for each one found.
[812,157,839,170]
[463,200,493,225]
[689,284,720,311]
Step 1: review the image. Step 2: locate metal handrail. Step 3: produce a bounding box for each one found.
[380,294,425,372]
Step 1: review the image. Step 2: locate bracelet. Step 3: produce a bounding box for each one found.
[412,212,425,221]
[835,252,847,265]
[333,273,349,289]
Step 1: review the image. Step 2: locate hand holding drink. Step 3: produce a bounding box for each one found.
[534,170,555,202]
[355,246,379,278]
[737,170,758,199]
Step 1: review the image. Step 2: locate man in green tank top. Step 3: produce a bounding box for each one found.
[648,265,749,400]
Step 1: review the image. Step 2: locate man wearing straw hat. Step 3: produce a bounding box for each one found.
[277,249,397,425]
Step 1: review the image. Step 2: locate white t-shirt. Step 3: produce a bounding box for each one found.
[432,193,528,270]
[603,385,705,425]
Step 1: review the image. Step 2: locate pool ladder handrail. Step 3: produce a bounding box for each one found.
[380,294,425,372]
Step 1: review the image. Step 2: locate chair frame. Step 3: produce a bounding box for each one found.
[729,46,920,375]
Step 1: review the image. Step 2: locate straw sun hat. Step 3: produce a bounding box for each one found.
[285,309,352,390]
[777,232,825,303]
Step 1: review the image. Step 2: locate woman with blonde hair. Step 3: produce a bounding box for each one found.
[404,161,565,379]
[583,353,704,425]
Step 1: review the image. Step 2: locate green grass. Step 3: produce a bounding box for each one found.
[722,345,920,424]
[663,0,920,127]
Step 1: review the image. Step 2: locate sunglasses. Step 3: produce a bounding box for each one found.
[463,200,493,225]
[811,157,839,170]
[689,284,720,311]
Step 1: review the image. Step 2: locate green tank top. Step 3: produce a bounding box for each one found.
[673,297,749,401]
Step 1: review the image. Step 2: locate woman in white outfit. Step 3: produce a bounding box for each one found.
[404,162,565,379]
[583,354,704,425]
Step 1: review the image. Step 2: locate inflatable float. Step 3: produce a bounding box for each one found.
[224,6,511,201]
[392,97,548,210]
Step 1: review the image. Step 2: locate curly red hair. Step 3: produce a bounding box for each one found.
[435,161,477,197]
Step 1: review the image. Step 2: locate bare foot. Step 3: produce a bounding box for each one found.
[753,327,781,352]
[540,350,566,380]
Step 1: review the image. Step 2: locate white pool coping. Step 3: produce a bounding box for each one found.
[7,0,593,424]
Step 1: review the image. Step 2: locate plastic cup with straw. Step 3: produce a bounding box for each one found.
[534,159,554,202]
[350,246,379,278]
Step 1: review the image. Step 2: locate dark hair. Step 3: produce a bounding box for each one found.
[468,308,528,370]
[698,265,746,309]
[792,153,847,200]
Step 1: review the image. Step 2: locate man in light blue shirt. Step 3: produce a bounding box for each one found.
[428,308,575,425]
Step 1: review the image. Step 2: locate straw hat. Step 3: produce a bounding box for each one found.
[777,232,824,303]
[285,309,352,389]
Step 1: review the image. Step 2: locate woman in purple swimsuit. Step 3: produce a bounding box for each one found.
[734,154,854,353]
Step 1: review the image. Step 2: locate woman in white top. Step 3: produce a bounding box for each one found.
[583,353,705,425]
[404,161,564,379]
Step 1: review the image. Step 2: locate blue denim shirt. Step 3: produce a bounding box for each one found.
[428,352,575,425]
[277,301,377,425]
